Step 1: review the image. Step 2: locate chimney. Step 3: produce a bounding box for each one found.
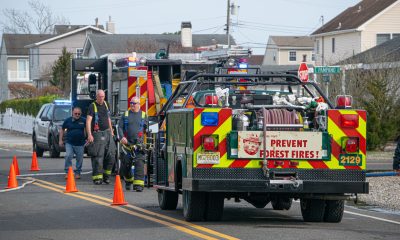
[95,17,99,28]
[106,16,115,33]
[181,21,192,48]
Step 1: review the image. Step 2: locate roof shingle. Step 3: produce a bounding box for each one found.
[2,34,53,55]
[86,34,235,57]
[312,0,398,35]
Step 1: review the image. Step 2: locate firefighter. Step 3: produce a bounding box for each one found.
[117,96,147,192]
[86,90,116,185]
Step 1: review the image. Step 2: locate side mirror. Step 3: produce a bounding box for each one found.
[41,116,50,121]
[88,73,97,100]
[148,121,159,134]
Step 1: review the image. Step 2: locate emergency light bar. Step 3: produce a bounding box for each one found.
[53,100,71,105]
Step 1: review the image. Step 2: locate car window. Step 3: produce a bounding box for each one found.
[46,105,54,119]
[53,106,71,121]
[39,105,50,119]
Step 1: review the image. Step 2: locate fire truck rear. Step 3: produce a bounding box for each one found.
[153,70,368,222]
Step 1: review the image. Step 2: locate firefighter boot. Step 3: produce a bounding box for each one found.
[133,185,143,192]
[125,182,132,190]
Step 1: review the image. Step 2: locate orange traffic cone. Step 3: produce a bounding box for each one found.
[12,155,20,175]
[111,175,128,206]
[64,166,78,193]
[30,152,40,171]
[6,163,18,189]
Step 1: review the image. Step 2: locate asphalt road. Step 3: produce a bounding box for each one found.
[1,147,400,240]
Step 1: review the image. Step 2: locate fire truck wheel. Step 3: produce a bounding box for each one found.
[204,193,224,221]
[324,200,344,223]
[271,197,293,210]
[158,189,178,210]
[183,190,206,221]
[300,199,326,222]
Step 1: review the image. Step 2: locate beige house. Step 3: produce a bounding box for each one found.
[262,36,315,66]
[25,25,111,88]
[311,0,400,65]
[0,34,53,102]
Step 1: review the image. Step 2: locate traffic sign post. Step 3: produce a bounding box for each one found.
[298,62,309,82]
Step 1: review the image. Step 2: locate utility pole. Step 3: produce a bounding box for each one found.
[226,0,231,47]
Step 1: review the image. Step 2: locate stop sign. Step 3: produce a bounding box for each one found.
[298,62,309,82]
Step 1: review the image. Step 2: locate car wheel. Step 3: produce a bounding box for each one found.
[49,136,60,158]
[32,134,44,157]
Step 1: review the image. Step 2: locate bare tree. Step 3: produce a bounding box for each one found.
[0,0,69,34]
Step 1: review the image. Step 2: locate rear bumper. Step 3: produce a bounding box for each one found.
[182,178,369,194]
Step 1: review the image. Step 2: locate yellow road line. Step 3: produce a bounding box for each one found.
[33,179,239,240]
[33,182,218,240]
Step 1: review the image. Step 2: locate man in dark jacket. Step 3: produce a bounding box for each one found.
[59,107,86,179]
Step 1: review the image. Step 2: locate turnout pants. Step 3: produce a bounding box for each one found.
[120,146,145,187]
[88,129,116,181]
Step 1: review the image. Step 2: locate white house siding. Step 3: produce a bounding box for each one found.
[361,2,400,51]
[314,32,361,65]
[263,45,278,65]
[35,31,89,83]
[0,41,8,102]
[87,46,97,58]
[279,49,314,65]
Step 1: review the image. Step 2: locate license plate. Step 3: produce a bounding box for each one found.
[339,154,362,166]
[197,152,220,164]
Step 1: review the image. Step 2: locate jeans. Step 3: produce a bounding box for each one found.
[64,143,84,174]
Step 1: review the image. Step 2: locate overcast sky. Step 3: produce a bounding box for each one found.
[0,0,360,54]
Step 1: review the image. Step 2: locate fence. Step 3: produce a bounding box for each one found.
[0,108,34,134]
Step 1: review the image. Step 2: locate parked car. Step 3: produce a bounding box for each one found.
[32,100,72,157]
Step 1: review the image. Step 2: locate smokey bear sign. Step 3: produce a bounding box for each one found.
[237,131,324,159]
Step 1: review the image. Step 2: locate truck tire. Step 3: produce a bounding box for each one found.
[183,190,206,221]
[49,136,60,158]
[324,200,344,223]
[271,197,293,210]
[300,199,326,222]
[33,135,44,157]
[158,189,178,210]
[205,193,224,221]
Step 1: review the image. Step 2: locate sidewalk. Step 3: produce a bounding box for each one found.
[0,129,32,151]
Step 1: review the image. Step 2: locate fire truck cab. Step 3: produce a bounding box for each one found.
[152,71,368,222]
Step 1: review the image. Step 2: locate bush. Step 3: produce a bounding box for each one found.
[0,95,58,116]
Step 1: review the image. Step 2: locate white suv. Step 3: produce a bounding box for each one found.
[32,100,71,157]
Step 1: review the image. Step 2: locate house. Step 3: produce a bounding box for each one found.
[83,22,235,58]
[262,36,315,66]
[0,34,53,102]
[340,36,400,65]
[25,25,111,88]
[311,0,400,65]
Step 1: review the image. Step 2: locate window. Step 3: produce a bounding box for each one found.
[316,40,320,54]
[392,33,400,39]
[377,34,390,45]
[289,51,296,61]
[332,38,335,53]
[273,53,276,62]
[17,59,29,79]
[312,53,315,61]
[76,48,83,59]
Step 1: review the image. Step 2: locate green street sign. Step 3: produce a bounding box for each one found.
[314,66,341,74]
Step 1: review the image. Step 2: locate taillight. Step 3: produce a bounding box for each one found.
[202,135,218,151]
[274,160,284,167]
[340,114,359,128]
[336,95,352,109]
[342,137,359,153]
[289,161,299,167]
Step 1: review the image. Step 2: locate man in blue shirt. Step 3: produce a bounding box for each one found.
[59,107,86,179]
